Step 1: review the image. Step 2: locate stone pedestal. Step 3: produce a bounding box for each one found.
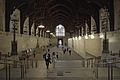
[102,39,109,61]
[11,41,18,55]
[102,39,109,53]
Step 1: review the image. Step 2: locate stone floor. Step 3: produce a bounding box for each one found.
[0,46,120,80]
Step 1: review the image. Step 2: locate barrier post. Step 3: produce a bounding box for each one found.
[35,60,38,68]
[5,55,8,80]
[8,64,11,80]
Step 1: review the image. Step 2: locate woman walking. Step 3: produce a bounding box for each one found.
[52,52,56,68]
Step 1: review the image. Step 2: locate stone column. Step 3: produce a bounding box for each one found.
[0,0,5,31]
[44,32,46,38]
[43,31,44,38]
[40,30,42,37]
[114,0,120,30]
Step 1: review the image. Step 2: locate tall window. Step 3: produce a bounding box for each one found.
[56,24,65,36]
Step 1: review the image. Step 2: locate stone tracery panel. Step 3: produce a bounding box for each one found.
[23,17,29,35]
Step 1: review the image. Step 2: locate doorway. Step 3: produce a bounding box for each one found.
[57,38,63,47]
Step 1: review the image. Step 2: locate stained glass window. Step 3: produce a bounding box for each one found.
[56,24,65,36]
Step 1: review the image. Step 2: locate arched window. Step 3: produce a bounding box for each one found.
[56,24,65,36]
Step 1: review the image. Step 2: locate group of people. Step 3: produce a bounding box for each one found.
[43,49,58,69]
[63,47,72,55]
[43,47,72,69]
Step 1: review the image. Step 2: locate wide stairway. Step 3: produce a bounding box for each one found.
[0,46,120,80]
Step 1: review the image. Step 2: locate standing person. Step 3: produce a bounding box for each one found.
[33,49,36,58]
[52,52,56,68]
[56,52,59,59]
[69,49,72,55]
[43,49,51,69]
[33,52,35,58]
[63,48,66,54]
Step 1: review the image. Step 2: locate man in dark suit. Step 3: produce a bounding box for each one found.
[43,49,51,69]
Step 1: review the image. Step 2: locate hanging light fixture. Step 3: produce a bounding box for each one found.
[50,33,55,37]
[46,30,50,33]
[50,33,53,35]
[38,24,45,28]
[100,33,104,38]
[68,38,70,41]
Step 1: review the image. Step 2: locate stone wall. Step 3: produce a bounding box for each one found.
[108,31,120,53]
[63,37,68,46]
[0,31,49,54]
[50,38,57,46]
[68,31,120,58]
[67,0,120,65]
[68,35,102,58]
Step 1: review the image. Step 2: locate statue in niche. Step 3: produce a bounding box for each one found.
[31,23,35,36]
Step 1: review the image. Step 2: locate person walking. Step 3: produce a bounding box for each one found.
[69,49,72,55]
[63,48,66,54]
[52,52,56,68]
[43,49,51,69]
[56,52,59,59]
[33,49,36,58]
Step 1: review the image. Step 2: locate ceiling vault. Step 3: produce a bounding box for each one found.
[5,0,114,33]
